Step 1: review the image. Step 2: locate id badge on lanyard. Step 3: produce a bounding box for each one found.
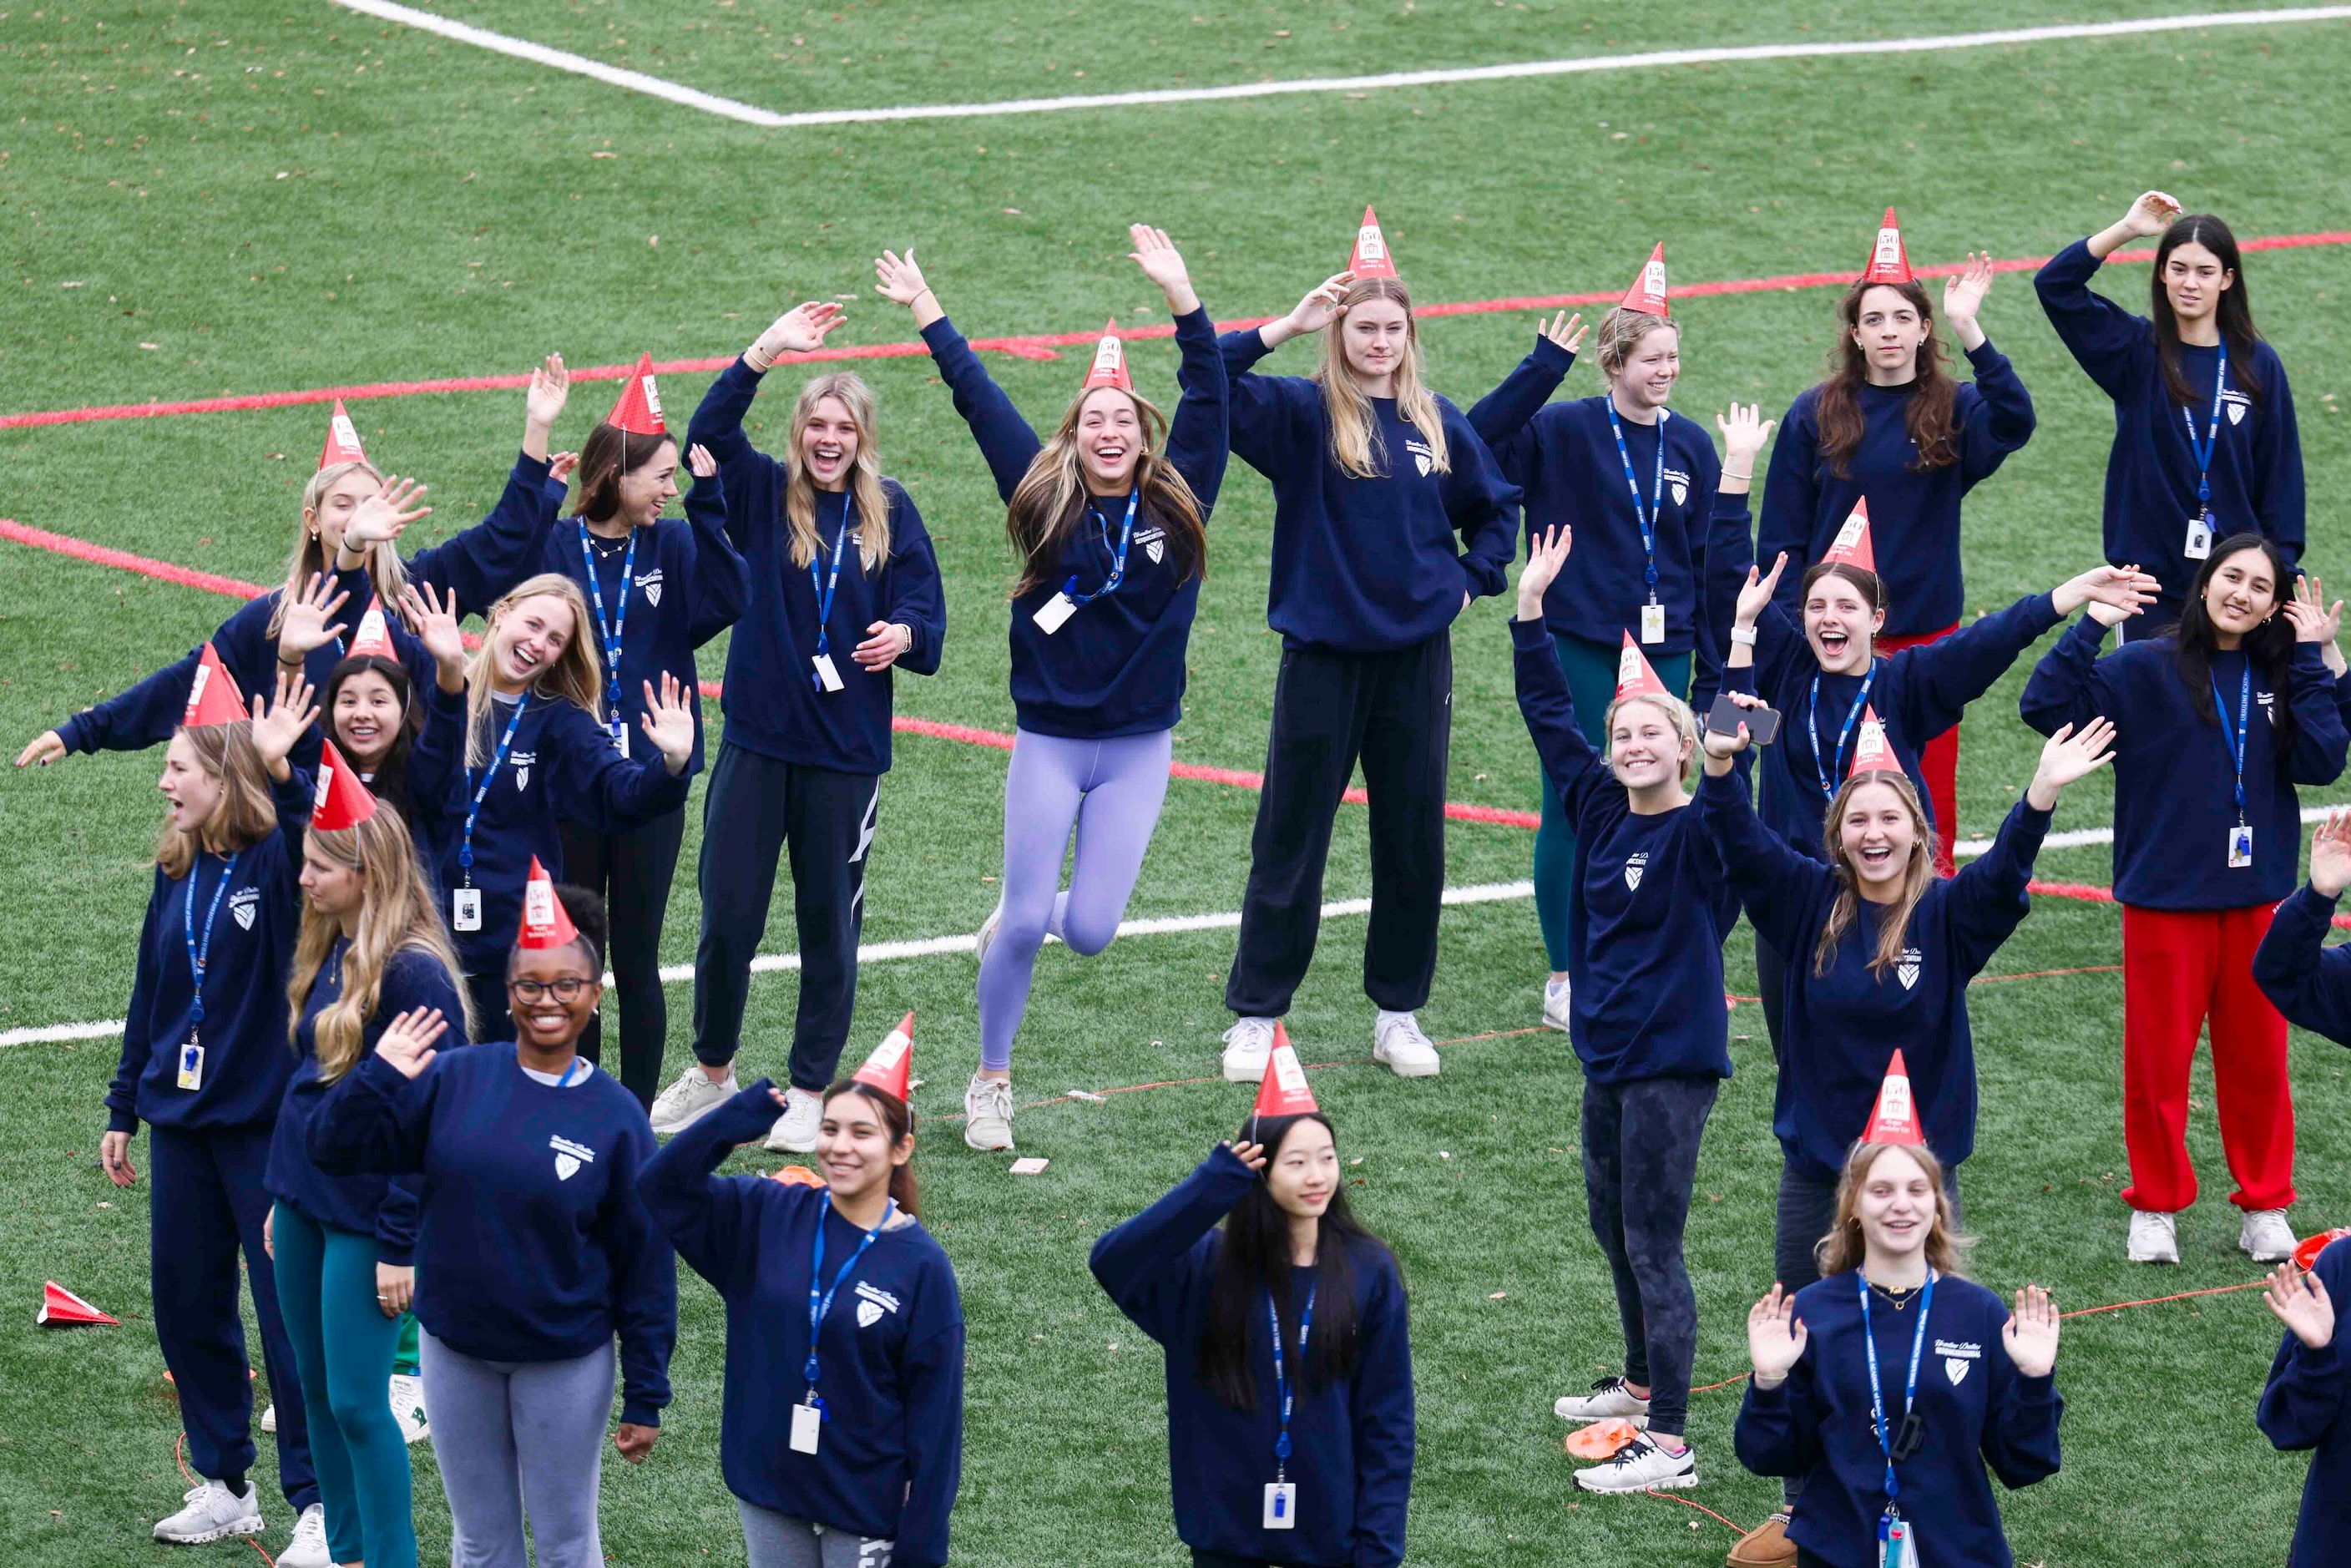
[1032,587,1079,635]
[2183,346,2227,561]
[811,503,852,692]
[1608,404,1670,644]
[453,888,483,932]
[1880,1509,1921,1568]
[1641,602,1667,645]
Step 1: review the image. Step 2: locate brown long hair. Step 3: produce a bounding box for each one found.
[286,809,473,1082]
[158,724,281,879]
[570,421,679,525]
[1813,279,1961,478]
[822,1080,920,1218]
[1005,387,1206,598]
[1313,276,1449,480]
[1814,1139,1972,1278]
[1814,770,1937,979]
[463,574,602,766]
[2152,214,2265,411]
[783,373,894,573]
[270,460,407,640]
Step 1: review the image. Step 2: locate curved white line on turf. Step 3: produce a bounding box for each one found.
[326,4,2351,126]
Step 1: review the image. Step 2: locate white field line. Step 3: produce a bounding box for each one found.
[1949,801,2342,860]
[0,879,1535,1050]
[326,3,2351,129]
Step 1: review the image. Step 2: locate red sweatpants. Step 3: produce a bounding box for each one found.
[1878,625,1960,877]
[2119,903,2297,1214]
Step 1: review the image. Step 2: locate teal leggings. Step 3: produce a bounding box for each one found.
[1534,631,1695,971]
[272,1202,417,1568]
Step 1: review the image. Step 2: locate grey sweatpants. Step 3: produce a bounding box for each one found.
[418,1328,614,1568]
[738,1497,894,1567]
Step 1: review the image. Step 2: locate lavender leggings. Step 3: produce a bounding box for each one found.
[977,728,1173,1071]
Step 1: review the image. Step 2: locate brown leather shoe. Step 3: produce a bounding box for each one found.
[1726,1510,1796,1567]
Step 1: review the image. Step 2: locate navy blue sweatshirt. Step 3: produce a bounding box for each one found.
[685,361,945,774]
[2035,239,2304,604]
[538,478,748,780]
[1737,593,2063,862]
[2253,884,2351,1043]
[923,309,1228,738]
[58,453,559,767]
[642,1085,963,1565]
[1469,338,1747,671]
[1759,341,2036,637]
[1222,326,1519,653]
[1512,615,1738,1082]
[1698,769,2046,1178]
[265,944,468,1263]
[2020,618,2346,909]
[107,773,312,1136]
[1090,1145,1413,1568]
[308,1044,675,1424]
[2258,1233,2351,1567]
[1735,1272,2061,1568]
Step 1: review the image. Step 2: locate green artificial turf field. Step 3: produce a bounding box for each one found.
[5,2,2351,1562]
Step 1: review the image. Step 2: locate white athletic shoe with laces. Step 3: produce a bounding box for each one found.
[1221,1017,1276,1084]
[388,1371,430,1444]
[2127,1208,2180,1264]
[152,1479,262,1545]
[276,1503,331,1568]
[1372,1011,1441,1079]
[2242,1208,2298,1263]
[1573,1433,1697,1493]
[259,1403,276,1434]
[964,1073,1016,1152]
[1553,1375,1651,1426]
[1542,977,1573,1033]
[973,898,1004,970]
[765,1085,825,1153]
[650,1064,740,1135]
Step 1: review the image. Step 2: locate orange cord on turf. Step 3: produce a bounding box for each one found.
[174,1431,278,1567]
[1642,1488,1752,1537]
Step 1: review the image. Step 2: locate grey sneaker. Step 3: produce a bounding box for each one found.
[276,1504,331,1568]
[1573,1433,1696,1494]
[765,1085,824,1153]
[1221,1017,1276,1083]
[2242,1208,2298,1263]
[153,1479,262,1545]
[964,1073,1015,1152]
[650,1064,740,1135]
[1372,1011,1441,1079]
[1554,1375,1651,1425]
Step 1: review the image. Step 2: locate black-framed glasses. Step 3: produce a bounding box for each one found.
[508,977,594,1004]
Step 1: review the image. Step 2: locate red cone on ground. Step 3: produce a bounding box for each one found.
[38,1281,119,1328]
[853,1011,915,1101]
[1863,1050,1926,1145]
[1618,243,1669,317]
[605,353,667,436]
[1082,322,1133,392]
[319,399,368,471]
[182,643,249,728]
[2295,1227,2351,1272]
[517,857,579,950]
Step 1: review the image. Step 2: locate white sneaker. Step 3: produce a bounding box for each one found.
[1542,976,1572,1033]
[973,898,1004,970]
[1221,1017,1276,1084]
[259,1402,276,1434]
[1373,1010,1441,1079]
[276,1503,331,1568]
[1573,1433,1697,1494]
[765,1085,824,1153]
[153,1479,262,1544]
[2242,1208,2298,1263]
[388,1371,430,1444]
[964,1073,1015,1152]
[2127,1208,2180,1264]
[1554,1375,1651,1426]
[650,1064,740,1135]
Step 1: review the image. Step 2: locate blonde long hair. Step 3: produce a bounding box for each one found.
[784,374,894,573]
[269,461,407,640]
[1005,388,1206,599]
[286,808,473,1082]
[1814,770,1937,978]
[1814,1139,1972,1278]
[158,724,281,879]
[1312,276,1449,481]
[1603,691,1700,786]
[463,574,602,766]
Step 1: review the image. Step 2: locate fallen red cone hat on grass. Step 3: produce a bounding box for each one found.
[38,1281,118,1328]
[2295,1227,2351,1272]
[853,1011,915,1101]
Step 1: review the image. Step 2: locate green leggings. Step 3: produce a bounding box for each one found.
[271,1202,417,1568]
[1534,631,1695,972]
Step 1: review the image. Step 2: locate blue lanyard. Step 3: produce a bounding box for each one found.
[809,494,852,679]
[803,1199,896,1408]
[1807,665,1878,801]
[1267,1282,1317,1479]
[181,851,243,1030]
[2213,663,2252,825]
[1605,402,1668,600]
[1858,1270,1935,1506]
[458,695,529,883]
[2182,346,2228,519]
[578,524,637,733]
[1061,490,1140,609]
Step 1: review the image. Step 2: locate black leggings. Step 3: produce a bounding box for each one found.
[1583,1075,1719,1438]
[559,807,688,1110]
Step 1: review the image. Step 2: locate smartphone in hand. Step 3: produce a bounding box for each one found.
[1706,692,1782,747]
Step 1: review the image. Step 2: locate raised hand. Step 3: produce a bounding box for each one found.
[15,730,67,768]
[2025,718,2117,809]
[1287,271,1352,337]
[374,1007,450,1078]
[277,573,351,660]
[2001,1284,2060,1378]
[1515,524,1572,620]
[852,620,914,671]
[1736,553,1788,630]
[873,247,942,330]
[1128,224,1200,316]
[549,451,580,485]
[250,669,321,775]
[2293,574,2344,675]
[1716,402,1777,478]
[1536,310,1586,356]
[2052,563,2161,620]
[397,582,468,685]
[1748,1284,1809,1383]
[1704,691,1769,763]
[1226,1140,1270,1174]
[686,443,719,480]
[343,477,432,554]
[639,672,696,775]
[1941,253,1995,344]
[2265,1262,2337,1350]
[2121,190,2183,240]
[2308,808,2351,898]
[523,353,570,458]
[749,301,847,371]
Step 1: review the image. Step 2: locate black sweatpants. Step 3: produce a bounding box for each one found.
[1226,634,1452,1019]
[1582,1075,1719,1439]
[691,741,878,1093]
[560,805,688,1110]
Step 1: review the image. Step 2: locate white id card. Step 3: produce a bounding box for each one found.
[811,654,845,693]
[1880,1515,1919,1568]
[2228,824,2254,868]
[1641,602,1667,645]
[610,722,629,758]
[2186,514,2214,560]
[790,1401,822,1455]
[1032,593,1078,635]
[177,1041,205,1092]
[453,888,483,933]
[1261,1482,1297,1530]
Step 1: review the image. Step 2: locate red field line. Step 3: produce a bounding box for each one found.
[7,233,2345,432]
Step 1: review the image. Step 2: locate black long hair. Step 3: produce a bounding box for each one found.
[322,653,418,826]
[2172,534,2298,761]
[2151,215,2265,412]
[1196,1113,1394,1412]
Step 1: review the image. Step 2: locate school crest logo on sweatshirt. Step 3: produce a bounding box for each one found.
[510,749,537,794]
[1404,438,1437,478]
[1663,467,1691,508]
[2222,387,2252,427]
[1895,947,1924,991]
[1623,852,1650,893]
[636,568,665,608]
[1938,1338,1981,1385]
[855,1281,900,1328]
[550,1135,597,1181]
[229,887,260,932]
[1137,525,1165,566]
